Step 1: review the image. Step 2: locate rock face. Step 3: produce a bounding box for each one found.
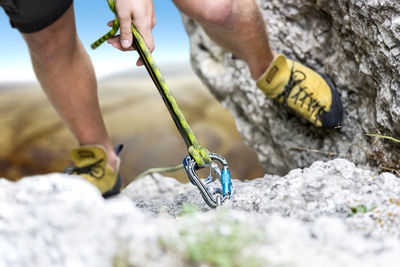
[1,159,400,266]
[182,0,400,174]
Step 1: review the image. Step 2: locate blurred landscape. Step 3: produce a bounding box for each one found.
[0,64,264,187]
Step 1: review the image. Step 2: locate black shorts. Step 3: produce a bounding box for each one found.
[0,0,73,33]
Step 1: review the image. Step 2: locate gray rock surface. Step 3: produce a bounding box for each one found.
[182,0,400,174]
[1,159,400,266]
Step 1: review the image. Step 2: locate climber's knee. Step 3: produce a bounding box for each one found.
[22,5,78,63]
[173,0,234,29]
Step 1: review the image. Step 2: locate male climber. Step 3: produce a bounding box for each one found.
[0,0,342,197]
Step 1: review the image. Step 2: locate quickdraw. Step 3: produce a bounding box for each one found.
[92,0,233,207]
[183,153,232,208]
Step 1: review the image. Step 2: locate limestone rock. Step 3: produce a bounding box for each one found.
[182,0,400,174]
[124,158,400,240]
[2,159,399,266]
[0,174,177,267]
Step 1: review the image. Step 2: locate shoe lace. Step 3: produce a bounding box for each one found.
[276,65,326,124]
[64,159,105,179]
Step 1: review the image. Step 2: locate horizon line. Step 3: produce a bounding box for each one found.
[0,60,194,85]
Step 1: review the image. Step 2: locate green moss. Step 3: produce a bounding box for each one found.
[178,203,201,217]
[179,213,266,267]
[112,249,131,267]
[348,204,376,217]
[161,208,273,266]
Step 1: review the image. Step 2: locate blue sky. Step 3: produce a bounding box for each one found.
[0,0,190,82]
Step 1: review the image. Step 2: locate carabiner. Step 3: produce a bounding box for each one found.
[183,153,233,208]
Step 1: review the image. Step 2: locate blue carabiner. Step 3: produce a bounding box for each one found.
[221,167,232,196]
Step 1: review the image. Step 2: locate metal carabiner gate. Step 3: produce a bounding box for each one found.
[183,153,233,208]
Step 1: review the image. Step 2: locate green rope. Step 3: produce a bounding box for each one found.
[134,164,184,180]
[91,0,212,166]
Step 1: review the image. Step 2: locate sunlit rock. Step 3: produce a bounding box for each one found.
[183,0,400,174]
[2,159,400,266]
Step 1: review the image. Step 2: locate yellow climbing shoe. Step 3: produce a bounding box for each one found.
[64,144,123,198]
[257,54,343,128]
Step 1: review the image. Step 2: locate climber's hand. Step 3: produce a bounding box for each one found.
[107,0,156,66]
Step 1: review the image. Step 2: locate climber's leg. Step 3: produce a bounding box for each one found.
[172,0,273,80]
[173,0,343,128]
[9,2,122,196]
